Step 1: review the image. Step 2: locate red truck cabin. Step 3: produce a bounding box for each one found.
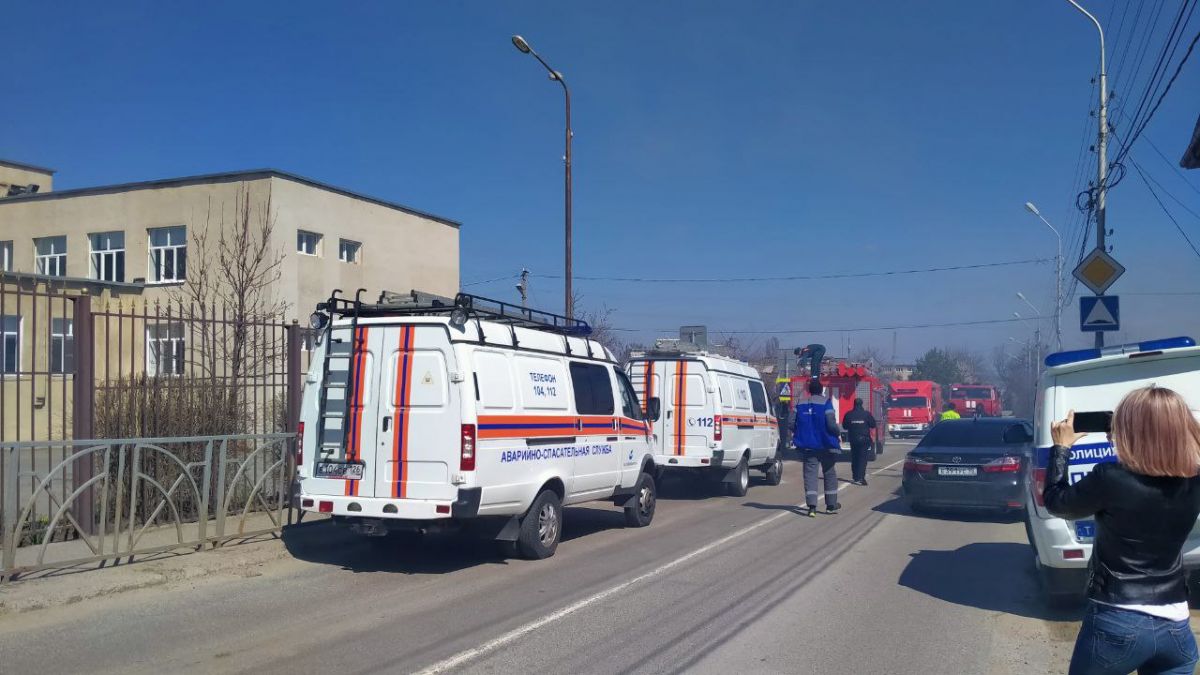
[887,381,942,439]
[948,384,1002,417]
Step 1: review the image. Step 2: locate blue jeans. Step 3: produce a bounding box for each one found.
[1069,602,1198,675]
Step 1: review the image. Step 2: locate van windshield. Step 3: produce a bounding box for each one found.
[890,396,927,407]
[951,387,993,399]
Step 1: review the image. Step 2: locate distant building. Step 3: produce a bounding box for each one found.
[887,364,915,381]
[0,162,460,319]
[0,160,460,441]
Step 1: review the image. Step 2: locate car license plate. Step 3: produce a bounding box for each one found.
[315,462,364,480]
[1075,521,1096,541]
[937,466,977,477]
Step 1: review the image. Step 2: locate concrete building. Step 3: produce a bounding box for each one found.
[0,160,460,443]
[0,163,460,316]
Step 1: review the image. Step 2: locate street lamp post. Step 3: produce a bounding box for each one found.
[1064,0,1110,349]
[512,35,574,319]
[1023,202,1063,350]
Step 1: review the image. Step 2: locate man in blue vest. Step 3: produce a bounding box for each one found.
[793,379,843,516]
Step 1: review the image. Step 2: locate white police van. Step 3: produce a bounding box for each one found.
[1024,336,1200,604]
[297,291,659,560]
[626,341,782,496]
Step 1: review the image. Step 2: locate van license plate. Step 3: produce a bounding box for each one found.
[937,466,977,477]
[316,463,364,480]
[1075,521,1096,541]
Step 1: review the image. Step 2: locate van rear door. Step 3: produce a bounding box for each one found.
[309,324,379,498]
[667,360,711,458]
[629,360,669,454]
[371,324,460,501]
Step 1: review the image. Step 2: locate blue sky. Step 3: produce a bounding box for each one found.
[3,1,1198,362]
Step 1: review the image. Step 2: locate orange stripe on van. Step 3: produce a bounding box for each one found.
[641,361,654,414]
[392,326,415,499]
[345,326,369,497]
[674,361,687,455]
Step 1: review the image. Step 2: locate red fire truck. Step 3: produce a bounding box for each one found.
[787,360,888,459]
[887,381,943,439]
[947,383,1003,417]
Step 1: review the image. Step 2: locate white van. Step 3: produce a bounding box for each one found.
[297,292,659,560]
[1024,336,1200,603]
[626,342,782,496]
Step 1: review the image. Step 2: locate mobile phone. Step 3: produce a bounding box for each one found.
[1073,411,1112,434]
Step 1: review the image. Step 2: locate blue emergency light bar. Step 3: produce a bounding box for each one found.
[1044,337,1196,368]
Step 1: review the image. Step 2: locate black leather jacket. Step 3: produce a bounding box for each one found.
[1043,444,1200,604]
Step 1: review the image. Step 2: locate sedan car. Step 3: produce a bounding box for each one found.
[902,418,1034,513]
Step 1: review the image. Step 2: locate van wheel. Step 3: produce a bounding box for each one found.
[763,457,783,486]
[726,457,750,497]
[517,490,562,560]
[623,472,657,527]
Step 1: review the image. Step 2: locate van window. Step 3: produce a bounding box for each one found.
[732,378,753,411]
[570,362,615,415]
[749,380,768,414]
[474,351,514,410]
[614,368,643,420]
[717,375,734,408]
[516,355,570,411]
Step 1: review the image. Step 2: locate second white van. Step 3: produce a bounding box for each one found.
[627,343,782,496]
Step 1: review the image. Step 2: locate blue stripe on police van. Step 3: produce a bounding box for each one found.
[1035,442,1116,467]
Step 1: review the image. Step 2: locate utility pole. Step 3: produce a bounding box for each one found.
[515,268,530,309]
[1066,0,1109,349]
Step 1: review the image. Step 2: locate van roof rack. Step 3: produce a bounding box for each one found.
[315,289,592,337]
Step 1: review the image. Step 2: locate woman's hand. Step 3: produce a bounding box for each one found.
[1052,410,1089,447]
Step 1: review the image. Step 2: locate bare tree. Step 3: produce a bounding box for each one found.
[176,184,288,385]
[573,292,626,362]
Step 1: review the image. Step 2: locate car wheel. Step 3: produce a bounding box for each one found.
[763,456,783,486]
[517,489,562,560]
[905,497,926,514]
[623,472,657,527]
[726,457,750,497]
[1033,555,1085,609]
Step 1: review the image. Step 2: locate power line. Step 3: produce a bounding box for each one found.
[1130,158,1200,260]
[1144,135,1200,197]
[1132,155,1200,220]
[629,316,1031,336]
[1112,5,1200,168]
[532,258,1050,284]
[462,273,519,287]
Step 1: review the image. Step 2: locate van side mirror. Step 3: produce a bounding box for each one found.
[647,397,662,422]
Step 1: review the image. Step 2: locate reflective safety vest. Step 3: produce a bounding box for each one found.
[940,410,961,422]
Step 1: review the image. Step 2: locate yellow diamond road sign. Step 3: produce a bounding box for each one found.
[1073,247,1125,295]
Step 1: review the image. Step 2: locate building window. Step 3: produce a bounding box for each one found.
[338,239,361,264]
[1,315,19,374]
[90,231,126,283]
[146,323,185,376]
[51,318,75,374]
[148,226,186,283]
[0,241,12,272]
[297,230,322,256]
[35,236,67,277]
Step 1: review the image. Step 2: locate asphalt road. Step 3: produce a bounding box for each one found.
[0,441,1083,674]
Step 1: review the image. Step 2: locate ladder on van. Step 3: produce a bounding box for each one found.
[314,289,366,460]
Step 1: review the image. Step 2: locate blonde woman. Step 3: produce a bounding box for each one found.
[1045,386,1200,675]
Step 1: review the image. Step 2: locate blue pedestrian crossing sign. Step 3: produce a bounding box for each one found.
[1080,296,1120,332]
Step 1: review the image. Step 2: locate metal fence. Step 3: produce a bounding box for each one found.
[1,434,294,580]
[0,274,309,560]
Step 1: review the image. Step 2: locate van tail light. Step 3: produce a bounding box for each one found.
[297,421,305,466]
[460,424,477,471]
[713,415,723,441]
[982,456,1022,473]
[1033,467,1047,506]
[904,456,933,473]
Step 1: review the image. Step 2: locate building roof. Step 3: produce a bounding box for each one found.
[0,168,460,228]
[0,159,57,175]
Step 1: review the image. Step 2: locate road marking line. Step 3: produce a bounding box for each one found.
[414,455,907,674]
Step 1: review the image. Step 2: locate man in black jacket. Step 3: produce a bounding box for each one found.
[842,398,876,486]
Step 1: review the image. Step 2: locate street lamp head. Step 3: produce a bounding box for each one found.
[1016,292,1027,301]
[1013,311,1022,319]
[511,35,532,54]
[1024,201,1041,216]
